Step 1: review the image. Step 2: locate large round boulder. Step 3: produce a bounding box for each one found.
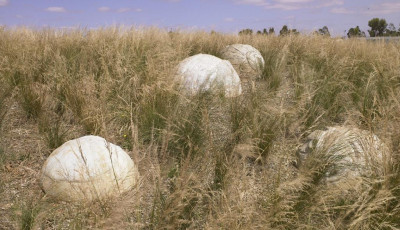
[40,135,139,202]
[175,54,242,97]
[296,126,389,183]
[221,44,265,81]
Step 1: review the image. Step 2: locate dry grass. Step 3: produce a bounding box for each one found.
[1,26,400,229]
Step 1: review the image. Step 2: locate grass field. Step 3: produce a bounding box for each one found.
[1,26,400,229]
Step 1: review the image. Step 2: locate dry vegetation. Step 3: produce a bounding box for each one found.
[1,26,400,229]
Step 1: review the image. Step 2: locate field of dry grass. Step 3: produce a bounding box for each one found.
[1,26,400,229]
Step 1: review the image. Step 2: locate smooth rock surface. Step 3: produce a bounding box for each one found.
[297,126,388,183]
[175,54,242,97]
[40,135,138,202]
[221,44,265,81]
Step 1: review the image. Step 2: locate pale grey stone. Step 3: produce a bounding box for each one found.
[40,135,139,202]
[297,126,389,183]
[175,54,242,98]
[221,44,265,82]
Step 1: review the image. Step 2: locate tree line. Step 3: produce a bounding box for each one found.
[238,18,400,38]
[238,25,299,36]
[347,18,400,38]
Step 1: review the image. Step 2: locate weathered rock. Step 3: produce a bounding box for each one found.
[40,135,139,202]
[175,54,242,98]
[221,44,265,82]
[297,126,388,183]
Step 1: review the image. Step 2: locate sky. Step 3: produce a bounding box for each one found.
[1,0,400,37]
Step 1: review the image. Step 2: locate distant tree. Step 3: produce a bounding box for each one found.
[279,25,299,36]
[384,23,398,36]
[269,27,275,34]
[279,25,289,36]
[368,18,387,37]
[257,28,269,35]
[239,28,253,35]
[347,26,366,38]
[387,23,395,32]
[317,26,330,37]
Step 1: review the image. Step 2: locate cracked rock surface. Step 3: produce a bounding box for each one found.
[40,135,139,202]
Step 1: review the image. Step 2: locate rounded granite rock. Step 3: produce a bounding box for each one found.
[221,44,265,81]
[175,53,242,98]
[40,135,139,202]
[297,126,389,183]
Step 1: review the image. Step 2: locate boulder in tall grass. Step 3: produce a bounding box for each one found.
[221,44,265,81]
[175,54,242,97]
[40,135,139,202]
[297,126,389,183]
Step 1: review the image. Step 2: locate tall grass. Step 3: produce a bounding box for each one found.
[1,27,400,229]
[18,201,40,230]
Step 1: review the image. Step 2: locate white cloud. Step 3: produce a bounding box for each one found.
[224,17,234,22]
[235,0,266,6]
[98,6,111,12]
[98,7,142,13]
[235,0,299,10]
[46,7,66,13]
[275,0,313,3]
[363,2,400,15]
[0,0,9,7]
[117,8,131,13]
[317,0,343,8]
[264,3,302,10]
[331,7,354,14]
[234,0,343,11]
[330,2,400,15]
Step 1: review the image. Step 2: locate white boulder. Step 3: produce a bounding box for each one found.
[221,44,265,81]
[175,54,242,97]
[40,135,139,202]
[297,126,388,183]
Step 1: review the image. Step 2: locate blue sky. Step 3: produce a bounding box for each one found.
[1,0,400,36]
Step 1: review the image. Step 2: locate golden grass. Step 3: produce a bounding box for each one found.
[1,26,400,229]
